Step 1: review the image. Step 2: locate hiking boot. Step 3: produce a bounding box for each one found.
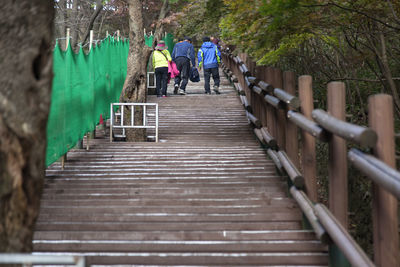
[178,89,186,95]
[174,84,179,94]
[213,86,220,94]
[205,91,211,95]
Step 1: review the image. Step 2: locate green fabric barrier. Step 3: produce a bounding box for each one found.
[46,34,174,167]
[46,37,129,166]
[145,33,175,54]
[145,34,154,47]
[163,33,175,54]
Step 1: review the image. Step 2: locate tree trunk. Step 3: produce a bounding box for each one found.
[120,0,152,141]
[119,0,171,142]
[0,1,54,252]
[377,29,400,115]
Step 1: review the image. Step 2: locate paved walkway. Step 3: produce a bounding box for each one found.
[34,70,328,266]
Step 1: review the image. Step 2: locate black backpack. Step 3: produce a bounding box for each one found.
[189,67,200,82]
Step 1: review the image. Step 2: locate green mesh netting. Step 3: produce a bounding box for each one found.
[145,34,154,47]
[145,33,175,54]
[46,34,174,167]
[46,37,129,166]
[163,33,175,54]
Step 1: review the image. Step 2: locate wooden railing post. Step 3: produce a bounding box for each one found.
[266,67,276,139]
[256,65,268,127]
[274,68,285,149]
[298,75,317,202]
[368,94,399,267]
[283,71,299,168]
[327,82,348,228]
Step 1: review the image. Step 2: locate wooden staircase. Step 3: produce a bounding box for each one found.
[34,71,328,266]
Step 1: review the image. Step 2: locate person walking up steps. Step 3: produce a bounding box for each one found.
[198,36,221,95]
[172,37,195,95]
[152,40,172,98]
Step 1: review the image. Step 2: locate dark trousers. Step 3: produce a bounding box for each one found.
[174,57,190,90]
[204,67,220,92]
[155,67,168,96]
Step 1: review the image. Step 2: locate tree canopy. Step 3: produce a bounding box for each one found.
[174,0,400,119]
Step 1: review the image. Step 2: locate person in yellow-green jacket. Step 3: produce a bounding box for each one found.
[152,40,172,97]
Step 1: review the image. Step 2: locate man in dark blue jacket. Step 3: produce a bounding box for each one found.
[172,37,196,95]
[198,36,221,94]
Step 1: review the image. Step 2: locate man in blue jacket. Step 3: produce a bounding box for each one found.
[198,36,221,94]
[172,37,196,95]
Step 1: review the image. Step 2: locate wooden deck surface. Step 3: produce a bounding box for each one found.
[34,70,328,266]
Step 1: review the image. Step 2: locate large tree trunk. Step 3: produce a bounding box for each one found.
[120,0,152,141]
[0,1,54,252]
[119,0,170,142]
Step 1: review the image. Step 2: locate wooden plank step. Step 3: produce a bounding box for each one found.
[38,205,298,214]
[43,179,286,188]
[32,252,329,265]
[34,230,319,241]
[34,221,303,231]
[37,212,302,223]
[33,240,327,253]
[41,186,286,194]
[37,198,297,207]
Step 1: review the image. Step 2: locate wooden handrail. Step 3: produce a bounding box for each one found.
[244,76,251,88]
[267,149,283,172]
[264,95,285,109]
[312,109,377,148]
[273,88,300,109]
[258,81,274,94]
[277,151,304,188]
[247,76,259,85]
[349,148,400,199]
[239,95,252,112]
[260,127,277,149]
[240,64,251,76]
[289,187,330,244]
[252,85,264,96]
[254,128,265,145]
[287,110,330,142]
[247,112,261,128]
[314,204,375,267]
[233,82,245,95]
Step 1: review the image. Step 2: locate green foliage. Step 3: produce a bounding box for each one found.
[257,33,314,65]
[174,0,227,43]
[215,0,400,257]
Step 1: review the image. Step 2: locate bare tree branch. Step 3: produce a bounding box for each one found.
[330,77,400,82]
[81,0,104,45]
[327,1,400,31]
[153,0,170,45]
